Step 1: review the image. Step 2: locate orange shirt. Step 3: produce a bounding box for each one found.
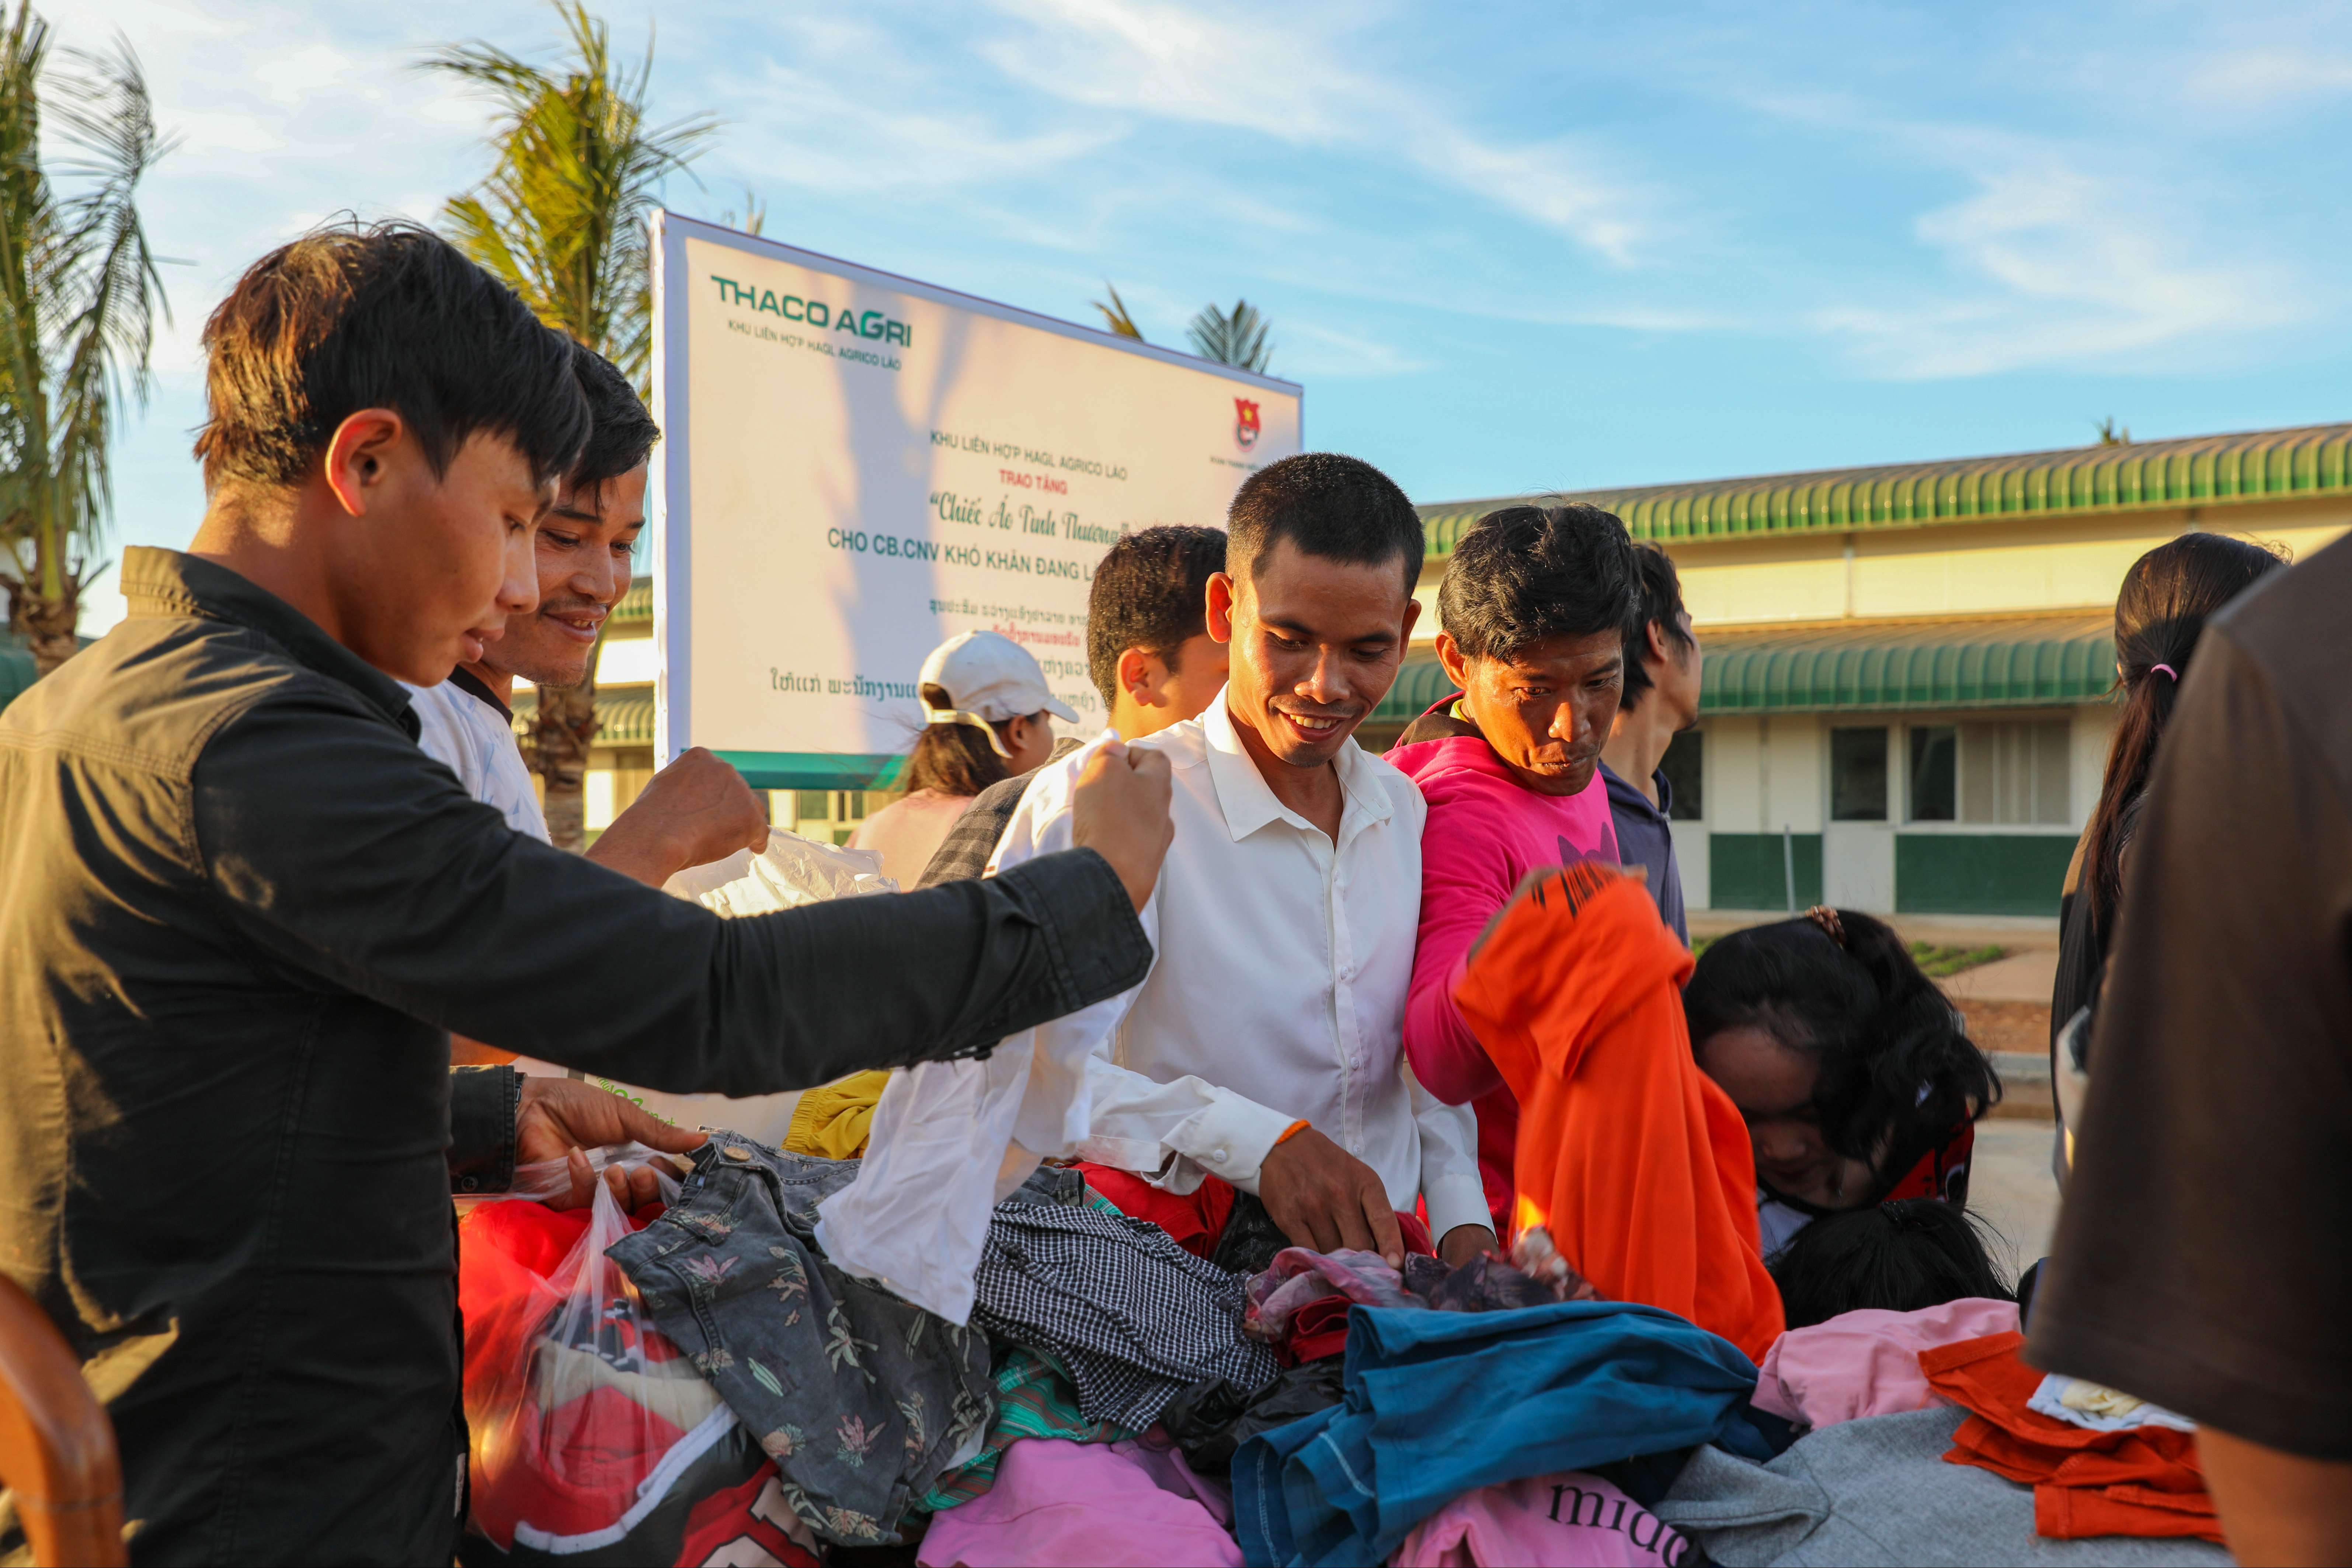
[1452,863,1784,1364]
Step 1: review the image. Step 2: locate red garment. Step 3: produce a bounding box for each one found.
[1881,1121,1976,1205]
[1919,1332,2221,1545]
[1451,863,1784,1365]
[2038,1484,2220,1543]
[1079,1163,1435,1262]
[676,1463,821,1567]
[459,1196,706,1553]
[1287,1296,1357,1364]
[1078,1163,1237,1258]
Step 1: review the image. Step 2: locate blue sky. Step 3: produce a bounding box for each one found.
[58,0,2352,630]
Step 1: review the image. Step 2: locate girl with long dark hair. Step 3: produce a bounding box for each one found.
[2050,535,2282,1166]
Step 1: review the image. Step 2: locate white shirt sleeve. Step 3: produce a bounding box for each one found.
[1408,1063,1494,1242]
[814,742,1127,1324]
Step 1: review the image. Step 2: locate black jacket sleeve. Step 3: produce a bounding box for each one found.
[194,690,1153,1096]
[447,1065,521,1192]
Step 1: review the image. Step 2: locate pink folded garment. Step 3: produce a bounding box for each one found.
[916,1437,1241,1568]
[1394,1472,1691,1567]
[1751,1297,2020,1429]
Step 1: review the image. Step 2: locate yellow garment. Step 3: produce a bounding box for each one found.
[783,1070,891,1159]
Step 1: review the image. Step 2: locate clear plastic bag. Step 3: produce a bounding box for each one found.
[462,1147,745,1554]
[578,832,901,1149]
[662,827,897,914]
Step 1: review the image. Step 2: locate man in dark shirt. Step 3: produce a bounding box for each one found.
[1597,542,1698,942]
[919,524,1229,887]
[2027,532,2352,1563]
[0,224,1169,1565]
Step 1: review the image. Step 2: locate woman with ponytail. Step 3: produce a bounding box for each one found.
[2050,535,2282,1164]
[1683,906,1999,1257]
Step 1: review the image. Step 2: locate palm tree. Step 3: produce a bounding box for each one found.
[1093,282,1143,340]
[425,1,714,848]
[1187,298,1271,373]
[0,7,168,679]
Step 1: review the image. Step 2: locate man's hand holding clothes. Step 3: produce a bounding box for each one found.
[515,1075,707,1210]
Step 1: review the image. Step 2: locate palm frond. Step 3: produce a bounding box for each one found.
[1186,298,1271,373]
[422,0,715,383]
[1093,282,1144,341]
[0,5,168,629]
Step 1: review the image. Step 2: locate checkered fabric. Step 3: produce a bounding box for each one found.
[971,1199,1281,1429]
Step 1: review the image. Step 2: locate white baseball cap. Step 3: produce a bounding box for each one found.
[918,630,1080,733]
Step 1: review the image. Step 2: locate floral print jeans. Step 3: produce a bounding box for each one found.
[607,1138,996,1546]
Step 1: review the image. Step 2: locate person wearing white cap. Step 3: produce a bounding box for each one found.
[851,629,1079,887]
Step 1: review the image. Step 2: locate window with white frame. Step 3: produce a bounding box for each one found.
[1906,720,2069,825]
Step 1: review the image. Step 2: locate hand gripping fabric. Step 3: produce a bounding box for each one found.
[1451,863,1784,1364]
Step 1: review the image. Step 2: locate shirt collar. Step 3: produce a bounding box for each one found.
[1201,691,1394,844]
[1601,759,1672,823]
[121,546,420,739]
[447,665,512,722]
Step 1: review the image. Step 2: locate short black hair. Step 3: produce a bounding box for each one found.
[1086,525,1227,710]
[1225,452,1423,598]
[1769,1199,2014,1329]
[569,341,661,495]
[1437,503,1641,663]
[1618,542,1697,710]
[195,221,588,491]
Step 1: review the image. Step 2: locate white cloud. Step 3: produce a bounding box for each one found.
[979,0,1650,264]
[252,43,352,105]
[2189,51,2352,102]
[1271,319,1430,378]
[1811,148,2300,378]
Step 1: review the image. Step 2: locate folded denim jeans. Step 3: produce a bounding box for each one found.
[607,1138,995,1546]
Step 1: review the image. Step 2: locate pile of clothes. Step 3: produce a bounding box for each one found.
[457,1130,2233,1568]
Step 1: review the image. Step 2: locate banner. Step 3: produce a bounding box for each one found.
[648,212,1304,788]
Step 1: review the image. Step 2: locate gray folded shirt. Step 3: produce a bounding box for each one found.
[1655,1407,2234,1568]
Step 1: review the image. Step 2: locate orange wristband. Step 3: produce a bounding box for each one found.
[1275,1120,1311,1146]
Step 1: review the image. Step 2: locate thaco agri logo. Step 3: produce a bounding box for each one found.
[1234,398,1261,452]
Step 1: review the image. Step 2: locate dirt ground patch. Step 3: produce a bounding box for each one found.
[1959,999,2050,1057]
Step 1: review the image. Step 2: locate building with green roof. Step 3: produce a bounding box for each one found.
[1375,422,2352,916]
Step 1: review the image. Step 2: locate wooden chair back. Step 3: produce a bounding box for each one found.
[0,1275,123,1566]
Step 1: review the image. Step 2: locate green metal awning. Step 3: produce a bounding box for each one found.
[1371,655,1461,724]
[511,683,656,745]
[1417,421,2352,556]
[611,578,653,630]
[1702,614,2115,713]
[1375,613,2116,720]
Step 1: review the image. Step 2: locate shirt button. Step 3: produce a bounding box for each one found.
[1211,1149,1229,1164]
[460,1176,480,1192]
[724,1145,753,1161]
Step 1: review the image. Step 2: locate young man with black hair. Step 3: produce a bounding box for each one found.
[984,455,1493,1269]
[406,340,764,887]
[0,223,1169,1564]
[1598,542,1701,942]
[1392,502,1643,1234]
[918,523,1230,887]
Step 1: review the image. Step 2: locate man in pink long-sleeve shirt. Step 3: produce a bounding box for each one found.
[1390,503,1642,1233]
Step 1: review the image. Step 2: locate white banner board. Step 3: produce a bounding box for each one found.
[648,212,1303,788]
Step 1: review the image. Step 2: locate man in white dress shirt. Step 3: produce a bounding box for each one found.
[993,453,1495,1268]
